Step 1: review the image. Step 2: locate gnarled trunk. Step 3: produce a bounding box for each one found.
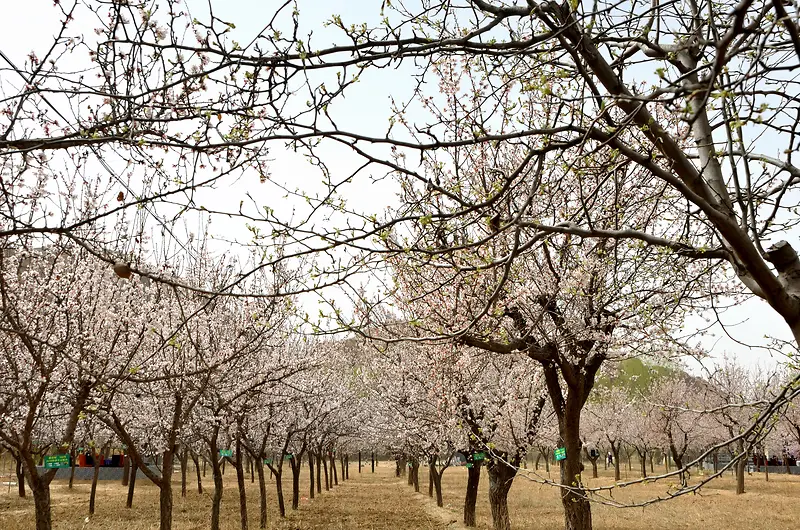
[487,456,517,530]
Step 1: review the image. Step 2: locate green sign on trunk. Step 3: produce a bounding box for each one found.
[554,447,566,461]
[473,452,486,461]
[263,458,273,465]
[219,449,233,458]
[44,454,70,469]
[284,454,293,460]
[465,463,474,469]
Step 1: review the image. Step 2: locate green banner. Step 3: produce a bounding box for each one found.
[219,449,233,458]
[554,447,566,461]
[44,454,71,469]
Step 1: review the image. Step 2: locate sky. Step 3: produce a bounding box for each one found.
[0,0,796,373]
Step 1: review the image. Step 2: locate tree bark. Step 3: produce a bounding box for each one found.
[428,461,434,498]
[583,449,599,479]
[121,452,130,488]
[89,446,101,515]
[180,448,188,498]
[126,454,137,508]
[316,451,322,493]
[638,449,647,478]
[427,455,446,507]
[322,454,329,491]
[255,458,268,530]
[210,450,224,530]
[234,437,249,530]
[290,454,302,510]
[611,444,621,481]
[331,452,338,486]
[487,456,517,530]
[29,474,53,530]
[273,466,285,518]
[158,448,175,530]
[69,447,77,490]
[463,460,482,527]
[191,452,203,494]
[14,452,26,498]
[736,444,746,495]
[309,452,315,499]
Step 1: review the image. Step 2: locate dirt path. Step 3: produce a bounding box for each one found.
[279,468,466,530]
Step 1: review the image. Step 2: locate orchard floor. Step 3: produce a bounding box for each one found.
[1,461,798,529]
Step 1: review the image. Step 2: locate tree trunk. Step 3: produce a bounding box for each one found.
[428,460,434,498]
[69,447,77,490]
[29,475,53,530]
[15,453,26,498]
[323,454,329,491]
[316,452,322,493]
[611,445,621,481]
[180,448,188,498]
[121,452,130,488]
[159,448,175,530]
[638,449,647,478]
[126,454,137,508]
[210,451,224,530]
[234,439,248,530]
[736,444,746,495]
[273,467,285,517]
[255,459,268,530]
[330,453,338,486]
[432,467,444,507]
[345,454,349,479]
[191,452,203,494]
[371,451,375,473]
[309,452,315,499]
[463,460,482,527]
[411,459,420,492]
[358,451,362,473]
[290,455,302,510]
[584,449,599,479]
[89,447,101,515]
[559,401,592,530]
[487,456,517,530]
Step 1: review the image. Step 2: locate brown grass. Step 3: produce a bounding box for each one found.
[0,461,798,529]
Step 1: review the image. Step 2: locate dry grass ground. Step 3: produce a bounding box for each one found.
[0,460,797,529]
